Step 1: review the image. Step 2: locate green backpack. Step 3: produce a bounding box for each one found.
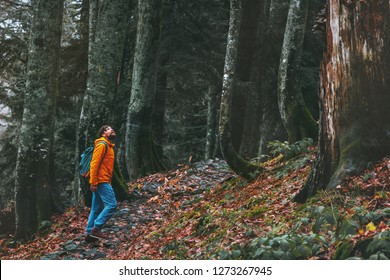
[79,141,108,177]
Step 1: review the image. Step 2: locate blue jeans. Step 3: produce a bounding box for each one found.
[86,183,117,234]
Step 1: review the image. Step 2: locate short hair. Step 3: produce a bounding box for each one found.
[97,125,111,137]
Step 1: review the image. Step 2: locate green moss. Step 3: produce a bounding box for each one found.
[112,159,132,201]
[243,206,267,219]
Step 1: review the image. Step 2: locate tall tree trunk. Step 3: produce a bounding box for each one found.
[295,0,390,203]
[14,0,64,240]
[277,0,317,143]
[257,0,289,156]
[71,0,90,205]
[151,60,168,170]
[205,84,218,160]
[149,0,174,171]
[74,0,131,205]
[219,0,261,179]
[125,0,162,180]
[78,0,130,147]
[236,0,262,159]
[114,2,137,181]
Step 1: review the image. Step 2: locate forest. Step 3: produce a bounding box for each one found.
[0,0,389,260]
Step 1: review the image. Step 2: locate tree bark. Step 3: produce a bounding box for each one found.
[70,0,90,205]
[14,0,64,240]
[219,0,261,179]
[125,0,162,180]
[149,0,175,171]
[295,0,390,202]
[277,0,317,143]
[78,0,130,148]
[205,85,219,160]
[74,0,131,205]
[151,59,168,170]
[114,2,137,181]
[257,0,289,156]
[236,0,262,159]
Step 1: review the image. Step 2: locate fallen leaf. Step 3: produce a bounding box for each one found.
[366,222,376,232]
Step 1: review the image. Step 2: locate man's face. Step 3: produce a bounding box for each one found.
[103,127,116,140]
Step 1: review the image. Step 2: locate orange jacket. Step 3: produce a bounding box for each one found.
[89,137,115,186]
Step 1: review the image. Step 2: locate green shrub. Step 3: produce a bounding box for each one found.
[267,138,313,159]
[218,233,328,260]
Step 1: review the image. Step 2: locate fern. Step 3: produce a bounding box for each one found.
[267,138,314,159]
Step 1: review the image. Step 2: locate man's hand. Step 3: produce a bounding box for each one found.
[90,185,98,192]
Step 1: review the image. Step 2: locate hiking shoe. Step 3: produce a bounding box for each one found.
[90,227,108,239]
[85,234,99,243]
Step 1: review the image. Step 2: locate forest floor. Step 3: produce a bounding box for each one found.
[0,147,389,260]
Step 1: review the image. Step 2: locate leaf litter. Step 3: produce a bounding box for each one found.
[0,153,388,260]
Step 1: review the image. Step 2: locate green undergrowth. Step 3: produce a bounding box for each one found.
[2,141,388,260]
[150,140,390,260]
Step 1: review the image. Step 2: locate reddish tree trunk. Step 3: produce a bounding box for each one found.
[295,0,390,202]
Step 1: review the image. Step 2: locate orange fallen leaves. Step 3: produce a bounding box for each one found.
[1,155,388,260]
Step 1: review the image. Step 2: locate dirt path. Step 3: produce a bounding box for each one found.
[41,159,234,260]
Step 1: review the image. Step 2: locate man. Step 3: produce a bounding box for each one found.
[85,125,118,242]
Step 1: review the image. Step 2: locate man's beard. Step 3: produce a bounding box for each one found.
[107,134,116,140]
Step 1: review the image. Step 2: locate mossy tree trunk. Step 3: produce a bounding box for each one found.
[257,0,289,156]
[219,0,261,179]
[14,0,64,240]
[125,0,162,180]
[74,0,131,206]
[114,1,138,181]
[149,0,175,171]
[235,0,262,159]
[77,0,130,150]
[277,0,317,143]
[295,0,390,202]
